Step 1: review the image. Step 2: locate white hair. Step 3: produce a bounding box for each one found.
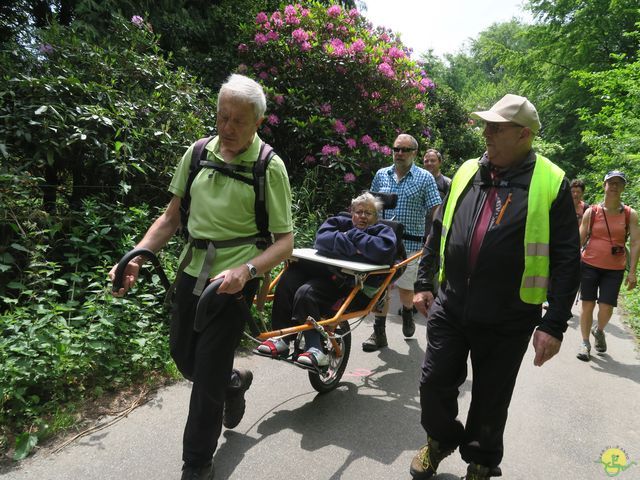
[351,192,382,218]
[218,74,267,120]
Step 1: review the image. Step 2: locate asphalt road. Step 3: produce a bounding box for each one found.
[3,292,640,480]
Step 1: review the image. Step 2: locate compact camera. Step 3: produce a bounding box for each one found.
[611,245,625,256]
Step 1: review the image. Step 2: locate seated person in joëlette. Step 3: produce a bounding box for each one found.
[254,192,397,369]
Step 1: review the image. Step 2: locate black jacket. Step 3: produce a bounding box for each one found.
[415,151,580,340]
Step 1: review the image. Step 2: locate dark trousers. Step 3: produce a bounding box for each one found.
[272,261,369,328]
[419,302,532,467]
[169,273,258,466]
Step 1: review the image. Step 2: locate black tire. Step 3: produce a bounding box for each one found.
[308,320,351,393]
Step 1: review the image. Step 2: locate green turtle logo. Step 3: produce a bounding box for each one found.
[595,448,637,477]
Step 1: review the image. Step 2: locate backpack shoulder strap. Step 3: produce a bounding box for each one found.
[179,136,214,236]
[589,204,599,236]
[624,204,631,238]
[253,142,276,242]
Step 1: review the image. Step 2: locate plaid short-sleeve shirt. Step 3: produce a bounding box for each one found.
[371,164,441,252]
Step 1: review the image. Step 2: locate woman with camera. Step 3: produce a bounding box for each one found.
[577,171,640,361]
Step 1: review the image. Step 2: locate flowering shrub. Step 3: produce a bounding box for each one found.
[236,2,462,210]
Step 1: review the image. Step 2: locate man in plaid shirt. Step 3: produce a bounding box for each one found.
[363,134,441,352]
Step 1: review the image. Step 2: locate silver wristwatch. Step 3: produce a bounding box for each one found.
[246,262,258,279]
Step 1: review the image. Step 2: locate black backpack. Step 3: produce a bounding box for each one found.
[179,136,276,248]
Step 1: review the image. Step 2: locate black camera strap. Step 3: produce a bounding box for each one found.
[601,206,615,245]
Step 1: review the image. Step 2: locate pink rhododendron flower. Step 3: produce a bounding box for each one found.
[380,33,390,42]
[321,145,340,156]
[327,5,342,17]
[326,22,334,31]
[255,12,268,24]
[131,15,144,27]
[346,138,357,149]
[284,5,297,16]
[300,8,310,17]
[320,103,332,115]
[305,155,316,165]
[368,142,379,152]
[266,31,279,41]
[267,114,280,126]
[334,119,347,134]
[387,46,405,59]
[351,39,365,53]
[237,43,248,53]
[348,8,359,18]
[271,11,282,22]
[360,135,373,145]
[254,33,268,46]
[39,43,54,55]
[420,77,435,89]
[423,128,432,138]
[274,95,285,105]
[300,41,311,52]
[270,66,278,75]
[259,71,269,80]
[371,91,381,99]
[377,62,395,78]
[415,102,425,111]
[380,146,392,155]
[292,28,309,43]
[344,173,356,183]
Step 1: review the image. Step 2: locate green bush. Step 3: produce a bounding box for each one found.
[0,195,181,459]
[0,15,215,213]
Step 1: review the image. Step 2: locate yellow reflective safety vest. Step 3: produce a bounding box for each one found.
[439,155,565,304]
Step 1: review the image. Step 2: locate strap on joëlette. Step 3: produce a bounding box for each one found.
[164,235,266,304]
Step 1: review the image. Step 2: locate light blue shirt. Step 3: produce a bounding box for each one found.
[371,164,441,252]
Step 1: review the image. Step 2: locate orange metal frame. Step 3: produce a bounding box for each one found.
[253,251,422,357]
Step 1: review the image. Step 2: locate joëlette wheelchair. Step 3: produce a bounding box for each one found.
[111,193,419,394]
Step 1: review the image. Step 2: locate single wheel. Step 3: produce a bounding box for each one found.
[308,320,351,393]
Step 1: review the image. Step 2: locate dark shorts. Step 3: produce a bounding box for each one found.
[580,262,624,306]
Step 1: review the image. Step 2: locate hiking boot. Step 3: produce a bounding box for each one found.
[223,368,253,429]
[409,438,454,479]
[591,326,607,353]
[402,306,416,337]
[576,342,591,362]
[181,462,214,480]
[294,347,329,370]
[362,325,387,352]
[463,462,502,479]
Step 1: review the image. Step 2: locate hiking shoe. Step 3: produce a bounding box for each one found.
[576,342,591,362]
[223,368,253,429]
[362,327,387,352]
[294,347,329,370]
[402,307,416,337]
[254,338,289,358]
[591,326,607,353]
[464,462,502,479]
[409,438,454,479]
[181,462,214,480]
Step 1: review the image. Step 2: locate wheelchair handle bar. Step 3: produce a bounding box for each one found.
[194,277,225,332]
[112,248,172,293]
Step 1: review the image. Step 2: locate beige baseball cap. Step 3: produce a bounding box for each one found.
[471,94,541,134]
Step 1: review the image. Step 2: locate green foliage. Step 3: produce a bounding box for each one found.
[572,31,640,207]
[235,2,476,211]
[0,15,215,212]
[0,196,179,459]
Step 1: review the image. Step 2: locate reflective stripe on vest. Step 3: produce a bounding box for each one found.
[439,155,565,304]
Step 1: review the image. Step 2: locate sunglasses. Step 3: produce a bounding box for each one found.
[484,122,523,134]
[392,147,417,153]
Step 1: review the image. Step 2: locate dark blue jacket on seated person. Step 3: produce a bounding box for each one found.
[314,216,397,266]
